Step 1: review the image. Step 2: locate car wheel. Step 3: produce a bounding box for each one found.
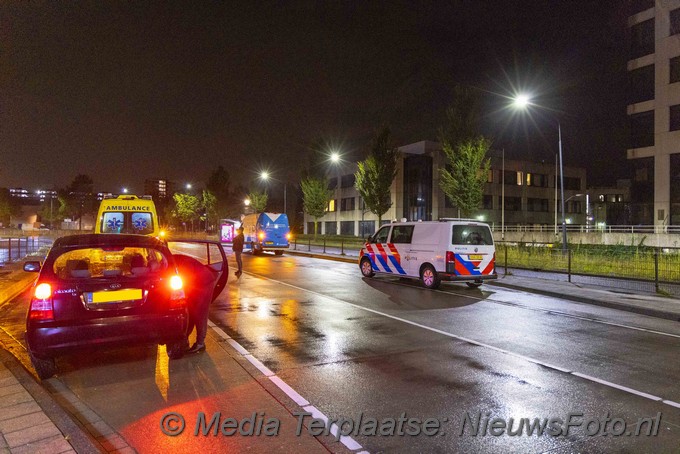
[167,341,185,360]
[360,257,375,277]
[275,250,284,256]
[420,265,441,289]
[29,351,57,380]
[466,281,483,288]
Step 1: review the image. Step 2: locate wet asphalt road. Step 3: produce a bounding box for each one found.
[2,250,680,453]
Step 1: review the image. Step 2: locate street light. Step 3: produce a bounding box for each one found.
[122,187,128,194]
[259,171,286,215]
[512,94,568,254]
[329,151,342,235]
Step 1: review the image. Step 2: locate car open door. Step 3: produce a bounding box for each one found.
[166,240,229,302]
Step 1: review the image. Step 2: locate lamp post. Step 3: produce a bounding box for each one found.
[259,171,287,215]
[512,94,568,254]
[330,151,341,236]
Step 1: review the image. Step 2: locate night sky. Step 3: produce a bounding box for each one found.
[1,1,630,194]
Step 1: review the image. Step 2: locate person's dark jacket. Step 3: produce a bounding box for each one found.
[233,233,244,253]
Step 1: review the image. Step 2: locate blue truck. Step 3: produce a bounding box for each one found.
[241,212,291,255]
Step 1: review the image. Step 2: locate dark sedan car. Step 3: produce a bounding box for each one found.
[23,234,228,379]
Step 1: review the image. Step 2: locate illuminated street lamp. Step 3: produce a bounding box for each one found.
[122,187,128,194]
[329,151,343,235]
[259,171,286,214]
[512,94,568,254]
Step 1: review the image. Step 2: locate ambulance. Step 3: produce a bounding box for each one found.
[359,219,497,289]
[94,195,161,237]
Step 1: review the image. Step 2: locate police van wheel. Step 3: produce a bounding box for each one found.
[421,265,441,289]
[360,258,375,277]
[466,281,483,288]
[275,250,284,256]
[251,243,260,255]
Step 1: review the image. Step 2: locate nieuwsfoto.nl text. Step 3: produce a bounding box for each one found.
[159,411,662,438]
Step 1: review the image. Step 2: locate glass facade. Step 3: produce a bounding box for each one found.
[403,155,432,221]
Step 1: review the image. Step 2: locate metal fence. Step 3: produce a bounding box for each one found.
[292,235,364,256]
[491,224,680,234]
[496,242,680,296]
[0,237,53,265]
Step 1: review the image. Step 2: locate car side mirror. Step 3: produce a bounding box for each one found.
[23,261,41,272]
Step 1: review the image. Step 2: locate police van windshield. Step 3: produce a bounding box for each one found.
[101,212,154,235]
[452,225,493,245]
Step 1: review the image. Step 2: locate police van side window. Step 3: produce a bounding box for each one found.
[373,226,391,243]
[390,225,414,244]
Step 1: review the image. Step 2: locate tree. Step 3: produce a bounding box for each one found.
[172,193,201,231]
[201,189,218,231]
[300,177,332,236]
[0,188,18,226]
[439,85,483,148]
[247,191,268,213]
[354,126,398,224]
[206,165,230,217]
[439,137,491,217]
[65,174,96,230]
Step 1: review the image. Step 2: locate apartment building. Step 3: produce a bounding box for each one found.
[628,0,680,225]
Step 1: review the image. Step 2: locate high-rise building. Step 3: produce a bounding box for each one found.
[627,0,680,226]
[144,179,175,201]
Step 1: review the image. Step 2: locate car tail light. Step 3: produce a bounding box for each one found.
[446,251,455,264]
[169,275,185,309]
[29,283,54,321]
[258,231,265,240]
[170,275,183,290]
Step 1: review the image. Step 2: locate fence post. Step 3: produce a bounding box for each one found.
[654,248,659,293]
[18,238,22,258]
[294,238,297,250]
[504,243,508,275]
[341,239,345,255]
[7,238,11,261]
[568,249,572,282]
[308,238,311,252]
[323,237,326,253]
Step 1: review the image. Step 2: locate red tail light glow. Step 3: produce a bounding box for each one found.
[169,275,186,309]
[446,251,455,263]
[170,275,183,290]
[29,283,54,321]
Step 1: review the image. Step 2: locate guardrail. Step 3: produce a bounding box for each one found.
[491,225,680,234]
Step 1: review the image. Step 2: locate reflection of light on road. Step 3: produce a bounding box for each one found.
[258,299,272,319]
[155,345,169,401]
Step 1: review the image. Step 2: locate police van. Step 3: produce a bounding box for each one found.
[94,195,161,237]
[359,219,497,289]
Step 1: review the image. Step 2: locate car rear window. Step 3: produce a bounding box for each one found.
[101,212,154,235]
[52,247,168,280]
[451,225,493,245]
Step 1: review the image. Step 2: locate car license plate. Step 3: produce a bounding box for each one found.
[86,289,142,303]
[468,254,483,261]
[265,241,274,245]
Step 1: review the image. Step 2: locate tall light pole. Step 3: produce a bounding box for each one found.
[512,94,568,254]
[259,171,286,214]
[330,151,341,235]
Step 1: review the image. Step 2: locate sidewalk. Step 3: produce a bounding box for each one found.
[285,249,680,321]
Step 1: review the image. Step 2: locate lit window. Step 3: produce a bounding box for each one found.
[327,200,336,212]
[526,173,532,186]
[516,171,523,186]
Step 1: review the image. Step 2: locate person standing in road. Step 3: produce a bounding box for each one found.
[173,254,218,354]
[233,226,244,278]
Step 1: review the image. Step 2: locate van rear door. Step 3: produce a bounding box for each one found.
[450,224,495,277]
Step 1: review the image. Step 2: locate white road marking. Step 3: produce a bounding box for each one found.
[244,271,680,411]
[209,321,367,452]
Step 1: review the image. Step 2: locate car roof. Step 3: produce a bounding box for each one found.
[53,234,164,249]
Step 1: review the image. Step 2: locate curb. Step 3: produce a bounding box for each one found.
[488,280,680,322]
